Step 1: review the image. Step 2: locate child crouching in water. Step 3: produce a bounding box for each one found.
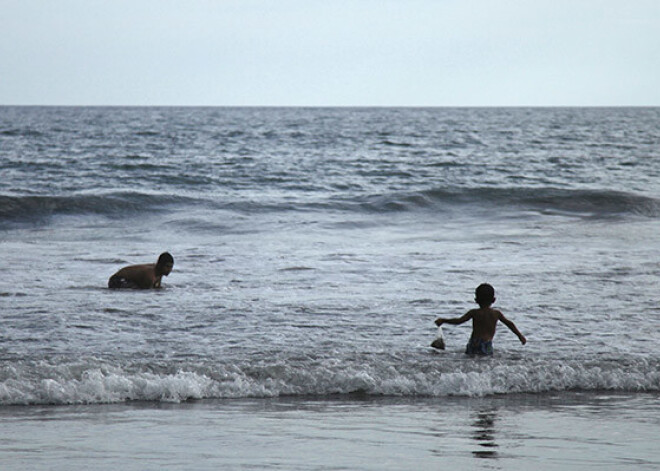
[435,283,526,355]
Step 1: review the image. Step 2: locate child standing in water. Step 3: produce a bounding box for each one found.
[435,283,526,355]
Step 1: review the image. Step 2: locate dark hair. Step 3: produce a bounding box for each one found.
[475,283,495,307]
[157,252,174,266]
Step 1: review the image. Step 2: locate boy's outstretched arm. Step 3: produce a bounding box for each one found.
[435,311,473,326]
[499,313,527,344]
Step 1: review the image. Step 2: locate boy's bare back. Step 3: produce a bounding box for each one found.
[468,307,502,342]
[110,263,159,289]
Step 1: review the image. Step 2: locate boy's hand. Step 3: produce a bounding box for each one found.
[519,335,527,345]
[434,318,444,326]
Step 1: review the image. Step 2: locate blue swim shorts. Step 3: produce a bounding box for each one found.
[465,337,494,356]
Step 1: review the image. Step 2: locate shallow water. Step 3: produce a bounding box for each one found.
[1,393,659,470]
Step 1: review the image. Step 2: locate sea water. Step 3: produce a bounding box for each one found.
[1,107,659,469]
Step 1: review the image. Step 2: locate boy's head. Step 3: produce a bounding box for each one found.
[475,283,495,308]
[156,252,174,276]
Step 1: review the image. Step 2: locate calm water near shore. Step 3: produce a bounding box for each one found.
[2,393,659,470]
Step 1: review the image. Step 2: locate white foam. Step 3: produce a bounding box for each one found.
[1,356,659,405]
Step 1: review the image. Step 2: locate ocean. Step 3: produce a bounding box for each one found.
[1,106,659,469]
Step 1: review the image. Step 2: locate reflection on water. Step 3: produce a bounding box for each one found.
[471,410,499,459]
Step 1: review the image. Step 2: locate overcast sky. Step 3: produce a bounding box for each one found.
[1,0,659,106]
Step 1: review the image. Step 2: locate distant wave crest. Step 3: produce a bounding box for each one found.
[356,187,660,219]
[0,192,196,224]
[1,187,658,227]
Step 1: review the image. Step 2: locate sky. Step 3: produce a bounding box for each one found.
[1,0,659,106]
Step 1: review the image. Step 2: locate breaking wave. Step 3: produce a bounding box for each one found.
[1,354,659,405]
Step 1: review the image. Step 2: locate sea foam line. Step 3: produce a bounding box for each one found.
[1,357,659,405]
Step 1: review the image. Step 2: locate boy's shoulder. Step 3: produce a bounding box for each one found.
[471,307,502,317]
[119,263,156,274]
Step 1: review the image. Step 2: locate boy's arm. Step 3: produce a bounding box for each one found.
[435,311,473,326]
[499,312,527,344]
